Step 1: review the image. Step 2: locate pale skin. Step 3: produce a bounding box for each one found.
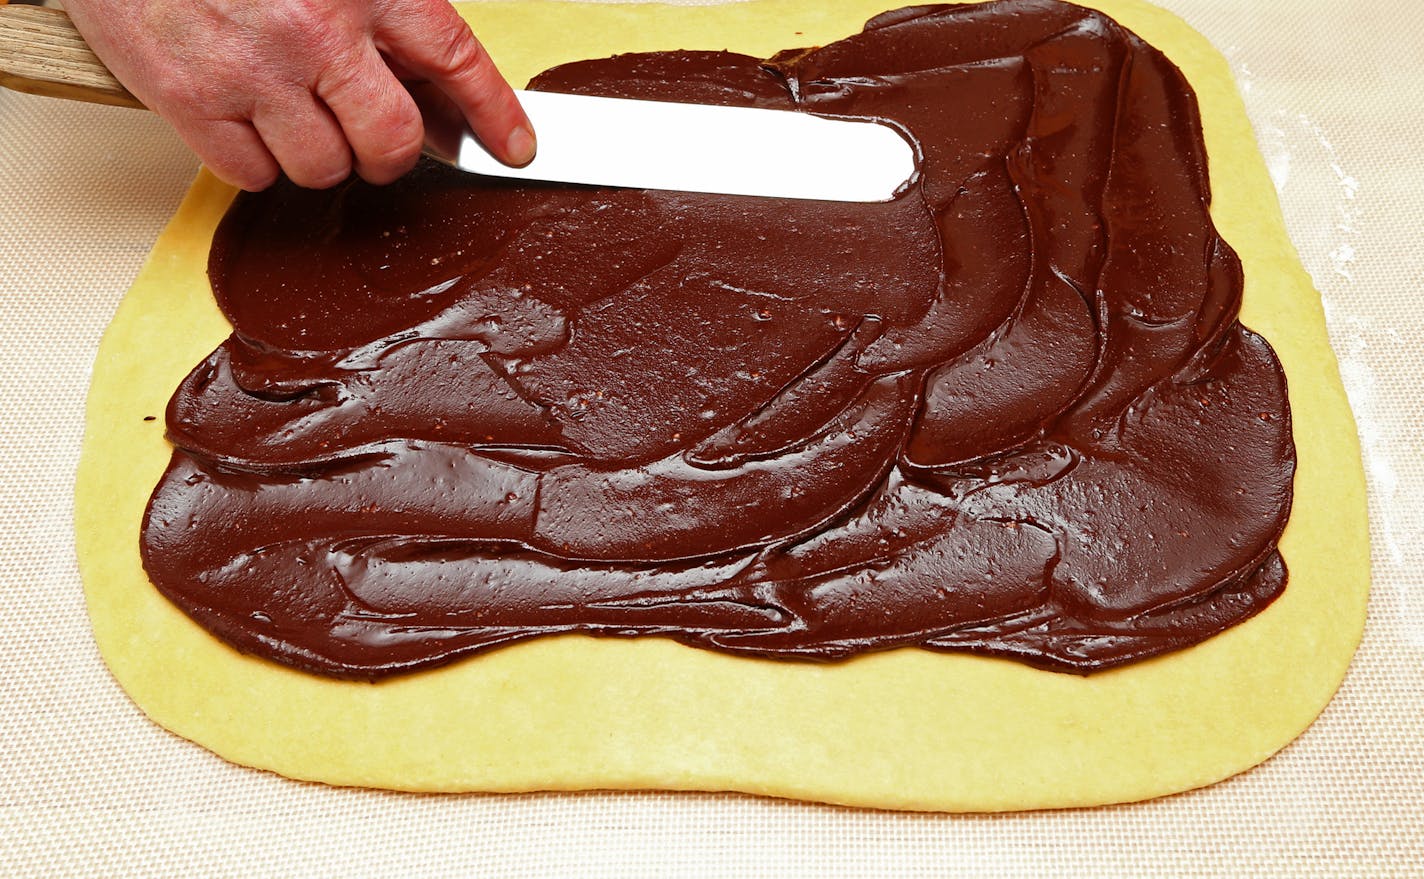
[64,0,536,191]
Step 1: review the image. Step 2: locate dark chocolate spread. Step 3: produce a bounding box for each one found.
[142,0,1295,679]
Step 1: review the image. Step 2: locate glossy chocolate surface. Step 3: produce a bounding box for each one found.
[142,0,1295,679]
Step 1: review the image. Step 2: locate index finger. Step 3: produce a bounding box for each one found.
[374,1,535,166]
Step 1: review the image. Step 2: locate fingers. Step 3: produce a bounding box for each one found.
[251,90,354,189]
[178,118,281,192]
[315,46,426,185]
[374,1,535,167]
[68,0,529,189]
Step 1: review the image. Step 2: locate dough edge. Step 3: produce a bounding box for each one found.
[74,0,1370,812]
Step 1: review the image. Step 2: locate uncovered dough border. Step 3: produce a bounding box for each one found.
[74,0,1369,811]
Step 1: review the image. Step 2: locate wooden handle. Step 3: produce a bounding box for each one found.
[0,5,144,108]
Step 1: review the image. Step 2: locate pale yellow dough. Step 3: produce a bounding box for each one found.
[75,0,1369,811]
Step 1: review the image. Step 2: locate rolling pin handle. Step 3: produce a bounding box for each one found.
[0,4,146,109]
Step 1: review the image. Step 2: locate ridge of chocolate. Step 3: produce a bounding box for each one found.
[141,0,1295,680]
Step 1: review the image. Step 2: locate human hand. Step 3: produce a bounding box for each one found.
[63,0,534,190]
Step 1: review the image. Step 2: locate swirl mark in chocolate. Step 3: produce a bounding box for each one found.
[142,0,1295,679]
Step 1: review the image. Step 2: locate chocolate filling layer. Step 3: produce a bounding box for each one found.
[142,0,1295,679]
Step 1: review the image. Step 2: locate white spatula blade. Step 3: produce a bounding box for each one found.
[441,89,916,203]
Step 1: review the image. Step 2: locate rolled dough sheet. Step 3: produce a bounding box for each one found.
[74,0,1369,811]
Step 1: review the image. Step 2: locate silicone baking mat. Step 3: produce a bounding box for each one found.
[2,0,1421,875]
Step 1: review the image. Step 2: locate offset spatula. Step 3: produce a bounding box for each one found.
[0,4,916,201]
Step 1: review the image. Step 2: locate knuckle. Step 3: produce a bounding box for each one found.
[429,24,486,78]
[245,171,280,192]
[357,161,413,186]
[184,125,278,191]
[268,0,333,48]
[229,162,280,192]
[315,51,367,101]
[264,2,352,86]
[287,153,352,190]
[357,124,423,183]
[355,99,424,177]
[260,111,354,189]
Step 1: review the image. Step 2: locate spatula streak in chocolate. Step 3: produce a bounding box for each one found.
[142,0,1295,680]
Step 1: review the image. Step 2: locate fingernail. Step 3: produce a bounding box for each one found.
[505,125,537,167]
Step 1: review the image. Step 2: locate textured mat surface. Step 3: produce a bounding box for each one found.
[2,0,1421,874]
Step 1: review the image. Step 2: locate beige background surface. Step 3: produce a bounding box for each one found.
[1,0,1421,875]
